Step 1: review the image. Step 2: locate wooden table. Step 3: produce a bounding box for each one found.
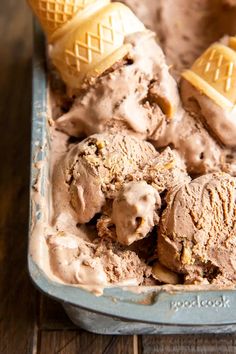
[1,0,236,353]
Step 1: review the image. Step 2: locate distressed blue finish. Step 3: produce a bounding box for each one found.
[28,23,236,334]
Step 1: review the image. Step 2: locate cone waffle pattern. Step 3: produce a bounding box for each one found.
[51,3,144,86]
[65,9,140,69]
[182,44,236,108]
[30,0,97,36]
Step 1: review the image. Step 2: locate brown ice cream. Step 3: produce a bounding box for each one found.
[180,78,236,148]
[179,36,236,175]
[53,132,189,231]
[47,131,190,289]
[30,0,236,294]
[53,30,236,176]
[55,31,180,140]
[111,181,161,245]
[47,0,236,177]
[47,232,151,292]
[158,172,236,285]
[151,110,223,176]
[122,0,236,73]
[53,133,157,224]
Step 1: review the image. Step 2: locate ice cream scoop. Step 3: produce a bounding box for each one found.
[158,172,236,284]
[95,145,190,245]
[53,133,189,238]
[54,133,158,224]
[181,42,236,147]
[28,0,145,89]
[111,181,161,245]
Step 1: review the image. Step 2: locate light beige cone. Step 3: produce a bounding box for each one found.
[28,0,104,39]
[50,2,145,88]
[28,0,145,89]
[182,43,236,110]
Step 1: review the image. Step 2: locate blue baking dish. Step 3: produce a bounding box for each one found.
[28,23,236,334]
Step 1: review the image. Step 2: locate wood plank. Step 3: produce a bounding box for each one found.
[38,296,138,353]
[75,332,135,354]
[39,331,77,354]
[141,334,236,354]
[38,295,76,330]
[0,1,36,353]
[39,331,135,354]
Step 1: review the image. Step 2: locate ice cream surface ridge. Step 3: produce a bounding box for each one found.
[158,173,236,285]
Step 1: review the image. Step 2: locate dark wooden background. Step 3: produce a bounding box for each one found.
[1,0,236,352]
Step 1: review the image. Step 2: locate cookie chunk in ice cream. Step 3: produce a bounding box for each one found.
[158,172,236,284]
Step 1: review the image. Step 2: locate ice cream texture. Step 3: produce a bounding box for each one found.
[53,132,189,229]
[54,35,236,176]
[29,0,236,292]
[47,233,151,292]
[55,31,180,138]
[111,181,161,246]
[158,173,236,285]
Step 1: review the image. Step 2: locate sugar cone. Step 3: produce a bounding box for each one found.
[28,0,145,88]
[28,0,106,39]
[50,2,145,88]
[182,43,236,110]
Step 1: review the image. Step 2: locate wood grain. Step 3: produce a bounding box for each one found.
[0,0,36,353]
[39,331,135,354]
[142,335,236,354]
[38,296,76,331]
[38,297,136,354]
[2,0,236,353]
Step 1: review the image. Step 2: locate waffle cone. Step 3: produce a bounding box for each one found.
[50,2,145,88]
[182,43,236,110]
[28,0,106,38]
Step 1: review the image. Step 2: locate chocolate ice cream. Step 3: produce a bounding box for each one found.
[55,31,180,140]
[111,181,161,245]
[180,78,236,148]
[53,132,189,229]
[151,110,223,176]
[29,0,236,294]
[53,30,236,176]
[122,0,236,73]
[53,133,157,224]
[47,131,190,288]
[47,232,151,293]
[158,172,236,285]
[178,36,236,176]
